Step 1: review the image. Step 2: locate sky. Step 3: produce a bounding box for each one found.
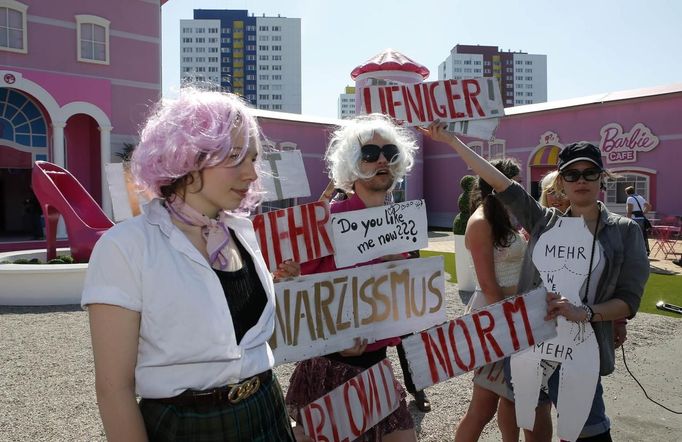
[162,0,682,119]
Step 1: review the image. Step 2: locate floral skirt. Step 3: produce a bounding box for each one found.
[285,356,414,441]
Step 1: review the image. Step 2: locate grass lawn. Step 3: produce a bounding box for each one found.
[421,250,682,319]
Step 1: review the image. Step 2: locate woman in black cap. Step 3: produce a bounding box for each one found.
[420,122,649,442]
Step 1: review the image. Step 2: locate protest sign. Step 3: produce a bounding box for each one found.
[401,286,555,391]
[270,256,446,364]
[331,199,428,268]
[252,201,334,272]
[510,217,601,442]
[358,78,504,127]
[260,150,311,201]
[301,359,401,442]
[104,163,132,222]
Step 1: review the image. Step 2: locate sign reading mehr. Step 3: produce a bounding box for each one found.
[271,256,446,365]
[401,287,555,391]
[260,150,311,201]
[358,77,504,127]
[301,359,401,442]
[253,201,334,272]
[331,199,428,268]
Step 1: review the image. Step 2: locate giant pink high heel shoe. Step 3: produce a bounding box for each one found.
[32,161,113,263]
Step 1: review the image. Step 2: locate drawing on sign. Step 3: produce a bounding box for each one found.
[301,359,402,442]
[270,256,447,365]
[358,78,504,128]
[401,287,556,391]
[510,217,600,442]
[331,199,428,268]
[252,201,334,271]
[260,150,311,201]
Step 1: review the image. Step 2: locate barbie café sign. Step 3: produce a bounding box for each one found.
[598,122,659,164]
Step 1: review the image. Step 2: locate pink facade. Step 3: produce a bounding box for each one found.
[423,85,682,227]
[0,0,162,250]
[253,84,682,230]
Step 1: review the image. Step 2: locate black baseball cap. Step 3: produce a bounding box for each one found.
[557,142,604,171]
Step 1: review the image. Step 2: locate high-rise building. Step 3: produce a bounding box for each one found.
[180,9,301,113]
[438,45,547,107]
[337,86,356,119]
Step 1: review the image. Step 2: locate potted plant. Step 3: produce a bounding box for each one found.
[452,175,477,292]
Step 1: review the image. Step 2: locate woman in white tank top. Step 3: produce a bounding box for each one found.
[456,159,552,442]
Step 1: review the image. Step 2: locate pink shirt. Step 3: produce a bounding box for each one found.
[302,194,404,350]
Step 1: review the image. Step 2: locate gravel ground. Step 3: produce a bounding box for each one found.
[1,282,681,441]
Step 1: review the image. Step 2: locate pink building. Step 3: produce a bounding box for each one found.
[0,0,162,250]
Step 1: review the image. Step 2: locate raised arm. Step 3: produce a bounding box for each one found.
[418,121,513,193]
[89,304,147,441]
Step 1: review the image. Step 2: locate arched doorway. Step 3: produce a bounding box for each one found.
[64,113,102,204]
[0,88,50,240]
[528,144,562,199]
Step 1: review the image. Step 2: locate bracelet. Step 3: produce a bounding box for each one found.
[580,304,594,323]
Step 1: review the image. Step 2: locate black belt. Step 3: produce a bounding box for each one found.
[149,370,272,407]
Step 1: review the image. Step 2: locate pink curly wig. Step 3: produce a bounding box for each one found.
[131,87,263,211]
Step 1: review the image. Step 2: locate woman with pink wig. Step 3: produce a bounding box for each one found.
[82,88,303,441]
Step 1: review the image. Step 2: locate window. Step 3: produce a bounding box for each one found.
[272,94,282,100]
[463,60,471,65]
[259,65,269,71]
[454,60,462,64]
[246,25,256,32]
[272,26,281,31]
[259,84,269,90]
[259,25,269,31]
[515,75,523,81]
[246,74,256,80]
[183,47,193,53]
[515,60,522,65]
[259,74,269,80]
[195,37,205,43]
[489,140,505,160]
[272,55,281,60]
[209,37,217,43]
[259,55,269,61]
[195,47,205,53]
[525,68,533,73]
[272,45,282,51]
[76,15,110,64]
[272,65,282,71]
[182,57,192,62]
[259,45,269,51]
[246,45,256,51]
[247,35,256,41]
[515,68,523,73]
[209,27,219,33]
[259,94,270,100]
[196,28,205,33]
[221,27,230,34]
[259,35,269,41]
[467,142,484,168]
[474,60,481,65]
[525,60,533,65]
[208,67,218,72]
[195,57,205,62]
[605,174,650,205]
[272,104,282,110]
[182,37,192,43]
[246,54,256,61]
[208,57,218,62]
[222,38,231,44]
[272,35,282,41]
[526,76,533,81]
[272,74,282,80]
[183,27,193,33]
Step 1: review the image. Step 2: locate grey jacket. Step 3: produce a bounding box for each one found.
[497,182,649,376]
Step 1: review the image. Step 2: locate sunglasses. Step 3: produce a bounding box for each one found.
[560,167,602,182]
[360,144,399,163]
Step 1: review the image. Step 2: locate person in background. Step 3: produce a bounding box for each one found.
[422,122,648,442]
[82,88,306,442]
[625,186,651,256]
[539,170,570,213]
[454,159,552,442]
[286,114,422,441]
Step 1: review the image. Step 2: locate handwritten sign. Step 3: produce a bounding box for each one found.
[270,256,446,364]
[599,122,660,164]
[261,150,311,201]
[401,287,555,391]
[331,200,428,268]
[104,163,133,222]
[301,359,401,442]
[510,217,601,442]
[358,78,504,127]
[253,201,334,272]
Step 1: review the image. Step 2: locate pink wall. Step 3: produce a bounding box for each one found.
[423,91,682,227]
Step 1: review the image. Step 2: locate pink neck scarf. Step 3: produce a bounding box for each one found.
[166,196,233,271]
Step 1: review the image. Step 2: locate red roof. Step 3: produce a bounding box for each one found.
[350,48,430,80]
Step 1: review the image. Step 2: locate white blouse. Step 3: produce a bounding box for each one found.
[82,199,275,398]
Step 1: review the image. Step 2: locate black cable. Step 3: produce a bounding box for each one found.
[620,343,682,414]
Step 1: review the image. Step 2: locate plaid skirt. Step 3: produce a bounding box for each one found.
[285,356,414,442]
[139,374,295,442]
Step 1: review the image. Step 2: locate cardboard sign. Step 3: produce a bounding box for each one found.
[253,201,334,272]
[358,78,504,127]
[270,256,446,364]
[261,150,311,201]
[104,163,132,222]
[401,286,556,391]
[301,359,401,442]
[510,217,601,442]
[331,200,428,268]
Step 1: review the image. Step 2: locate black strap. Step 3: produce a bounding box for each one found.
[633,194,646,214]
[582,214,600,303]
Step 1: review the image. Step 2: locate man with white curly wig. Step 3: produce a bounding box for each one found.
[286,114,429,442]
